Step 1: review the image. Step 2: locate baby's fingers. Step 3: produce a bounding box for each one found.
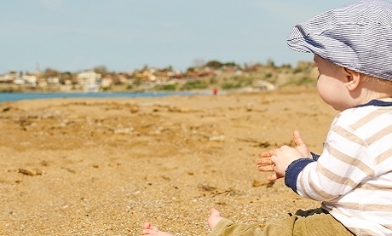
[261,149,277,157]
[293,130,305,147]
[293,130,311,158]
[267,173,279,181]
[256,157,271,165]
[258,164,275,172]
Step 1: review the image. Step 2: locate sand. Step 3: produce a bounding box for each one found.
[0,87,338,235]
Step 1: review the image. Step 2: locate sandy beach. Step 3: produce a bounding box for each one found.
[0,88,337,235]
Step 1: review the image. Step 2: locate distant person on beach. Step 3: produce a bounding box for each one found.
[213,87,218,95]
[142,0,392,235]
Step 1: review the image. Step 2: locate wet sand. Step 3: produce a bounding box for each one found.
[0,87,337,235]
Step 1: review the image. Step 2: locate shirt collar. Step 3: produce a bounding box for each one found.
[356,99,392,108]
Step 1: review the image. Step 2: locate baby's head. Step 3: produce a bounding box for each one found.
[287,0,392,110]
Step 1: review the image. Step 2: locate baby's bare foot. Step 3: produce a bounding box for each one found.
[142,222,174,236]
[208,208,224,230]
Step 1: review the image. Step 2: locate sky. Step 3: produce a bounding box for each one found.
[0,0,359,74]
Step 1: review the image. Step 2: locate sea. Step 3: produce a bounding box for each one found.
[0,91,210,103]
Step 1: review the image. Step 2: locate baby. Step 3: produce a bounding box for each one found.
[143,0,392,235]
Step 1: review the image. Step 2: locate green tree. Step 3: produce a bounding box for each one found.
[266,59,275,68]
[93,65,108,75]
[43,68,59,78]
[205,60,223,69]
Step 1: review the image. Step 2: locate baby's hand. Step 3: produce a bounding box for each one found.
[293,130,311,158]
[256,130,311,181]
[256,149,275,171]
[271,146,304,178]
[257,149,283,181]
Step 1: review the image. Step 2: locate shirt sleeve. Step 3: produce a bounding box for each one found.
[285,158,315,192]
[310,152,320,161]
[286,124,373,201]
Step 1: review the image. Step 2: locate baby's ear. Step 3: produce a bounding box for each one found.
[343,68,361,91]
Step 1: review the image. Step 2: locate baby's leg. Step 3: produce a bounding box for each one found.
[142,222,174,236]
[142,208,224,235]
[208,208,224,230]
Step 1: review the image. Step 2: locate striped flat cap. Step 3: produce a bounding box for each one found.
[287,0,392,81]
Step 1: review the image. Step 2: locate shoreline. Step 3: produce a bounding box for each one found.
[0,90,215,103]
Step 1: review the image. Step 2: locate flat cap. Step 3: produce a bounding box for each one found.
[287,0,392,81]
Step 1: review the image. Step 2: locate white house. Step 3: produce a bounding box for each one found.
[23,75,38,86]
[76,70,101,92]
[1,72,18,83]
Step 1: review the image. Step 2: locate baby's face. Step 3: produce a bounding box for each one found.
[314,55,351,111]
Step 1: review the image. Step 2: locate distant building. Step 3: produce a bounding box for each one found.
[47,77,60,87]
[22,74,38,86]
[76,70,101,92]
[253,80,275,91]
[1,72,18,83]
[101,76,113,88]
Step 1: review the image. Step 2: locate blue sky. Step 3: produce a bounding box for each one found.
[1,0,358,74]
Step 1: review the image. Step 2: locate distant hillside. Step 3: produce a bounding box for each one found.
[0,60,317,93]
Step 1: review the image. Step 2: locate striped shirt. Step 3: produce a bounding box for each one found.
[286,100,392,235]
